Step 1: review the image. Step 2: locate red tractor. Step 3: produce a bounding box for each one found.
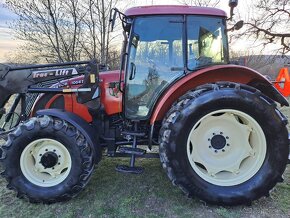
[0,1,289,206]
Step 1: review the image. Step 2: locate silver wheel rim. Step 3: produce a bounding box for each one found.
[20,138,72,187]
[186,109,267,186]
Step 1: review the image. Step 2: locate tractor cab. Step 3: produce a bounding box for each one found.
[112,6,229,120]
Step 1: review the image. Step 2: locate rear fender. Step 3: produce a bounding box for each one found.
[36,109,101,163]
[150,65,288,124]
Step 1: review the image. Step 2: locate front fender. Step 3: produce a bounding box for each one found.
[150,65,288,124]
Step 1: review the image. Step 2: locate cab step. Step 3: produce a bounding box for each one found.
[115,165,144,174]
[121,131,145,136]
[118,146,146,156]
[115,122,145,174]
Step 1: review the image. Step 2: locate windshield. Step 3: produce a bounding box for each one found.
[187,16,228,69]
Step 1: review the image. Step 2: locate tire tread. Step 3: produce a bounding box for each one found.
[159,82,288,206]
[0,115,95,204]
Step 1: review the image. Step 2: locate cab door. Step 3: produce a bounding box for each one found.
[124,16,184,120]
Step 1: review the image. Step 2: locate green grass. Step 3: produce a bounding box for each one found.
[0,105,290,217]
[0,157,289,218]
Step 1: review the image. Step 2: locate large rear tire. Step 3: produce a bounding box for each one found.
[0,115,95,203]
[159,82,289,206]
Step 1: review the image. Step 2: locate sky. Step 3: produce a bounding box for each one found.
[0,0,20,62]
[0,0,253,63]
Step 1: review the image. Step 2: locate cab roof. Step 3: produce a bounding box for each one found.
[125,5,227,17]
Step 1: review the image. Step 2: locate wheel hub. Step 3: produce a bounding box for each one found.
[210,134,226,150]
[20,138,72,187]
[187,110,267,186]
[40,152,58,168]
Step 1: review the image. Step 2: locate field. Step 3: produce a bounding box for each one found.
[0,107,289,217]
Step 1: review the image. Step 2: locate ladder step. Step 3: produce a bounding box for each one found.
[121,131,146,136]
[115,165,144,174]
[119,146,146,156]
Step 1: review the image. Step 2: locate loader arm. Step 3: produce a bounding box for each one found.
[0,60,99,123]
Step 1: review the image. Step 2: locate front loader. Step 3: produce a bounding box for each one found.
[0,1,289,206]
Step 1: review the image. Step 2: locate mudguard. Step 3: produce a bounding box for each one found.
[150,65,289,124]
[36,109,101,163]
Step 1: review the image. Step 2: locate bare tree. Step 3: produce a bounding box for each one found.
[178,0,220,7]
[239,0,290,55]
[81,0,121,65]
[6,0,86,62]
[5,0,123,66]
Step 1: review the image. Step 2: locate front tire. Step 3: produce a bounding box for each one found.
[159,82,289,206]
[0,115,95,203]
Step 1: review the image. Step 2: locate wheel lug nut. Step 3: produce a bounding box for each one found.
[220,132,223,134]
[58,163,60,165]
[39,154,42,156]
[208,138,210,141]
[227,144,230,146]
[213,133,215,135]
[53,149,56,152]
[45,149,48,151]
[222,149,225,152]
[215,150,218,153]
[209,146,212,148]
[58,155,61,158]
[226,136,229,139]
[52,167,55,170]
